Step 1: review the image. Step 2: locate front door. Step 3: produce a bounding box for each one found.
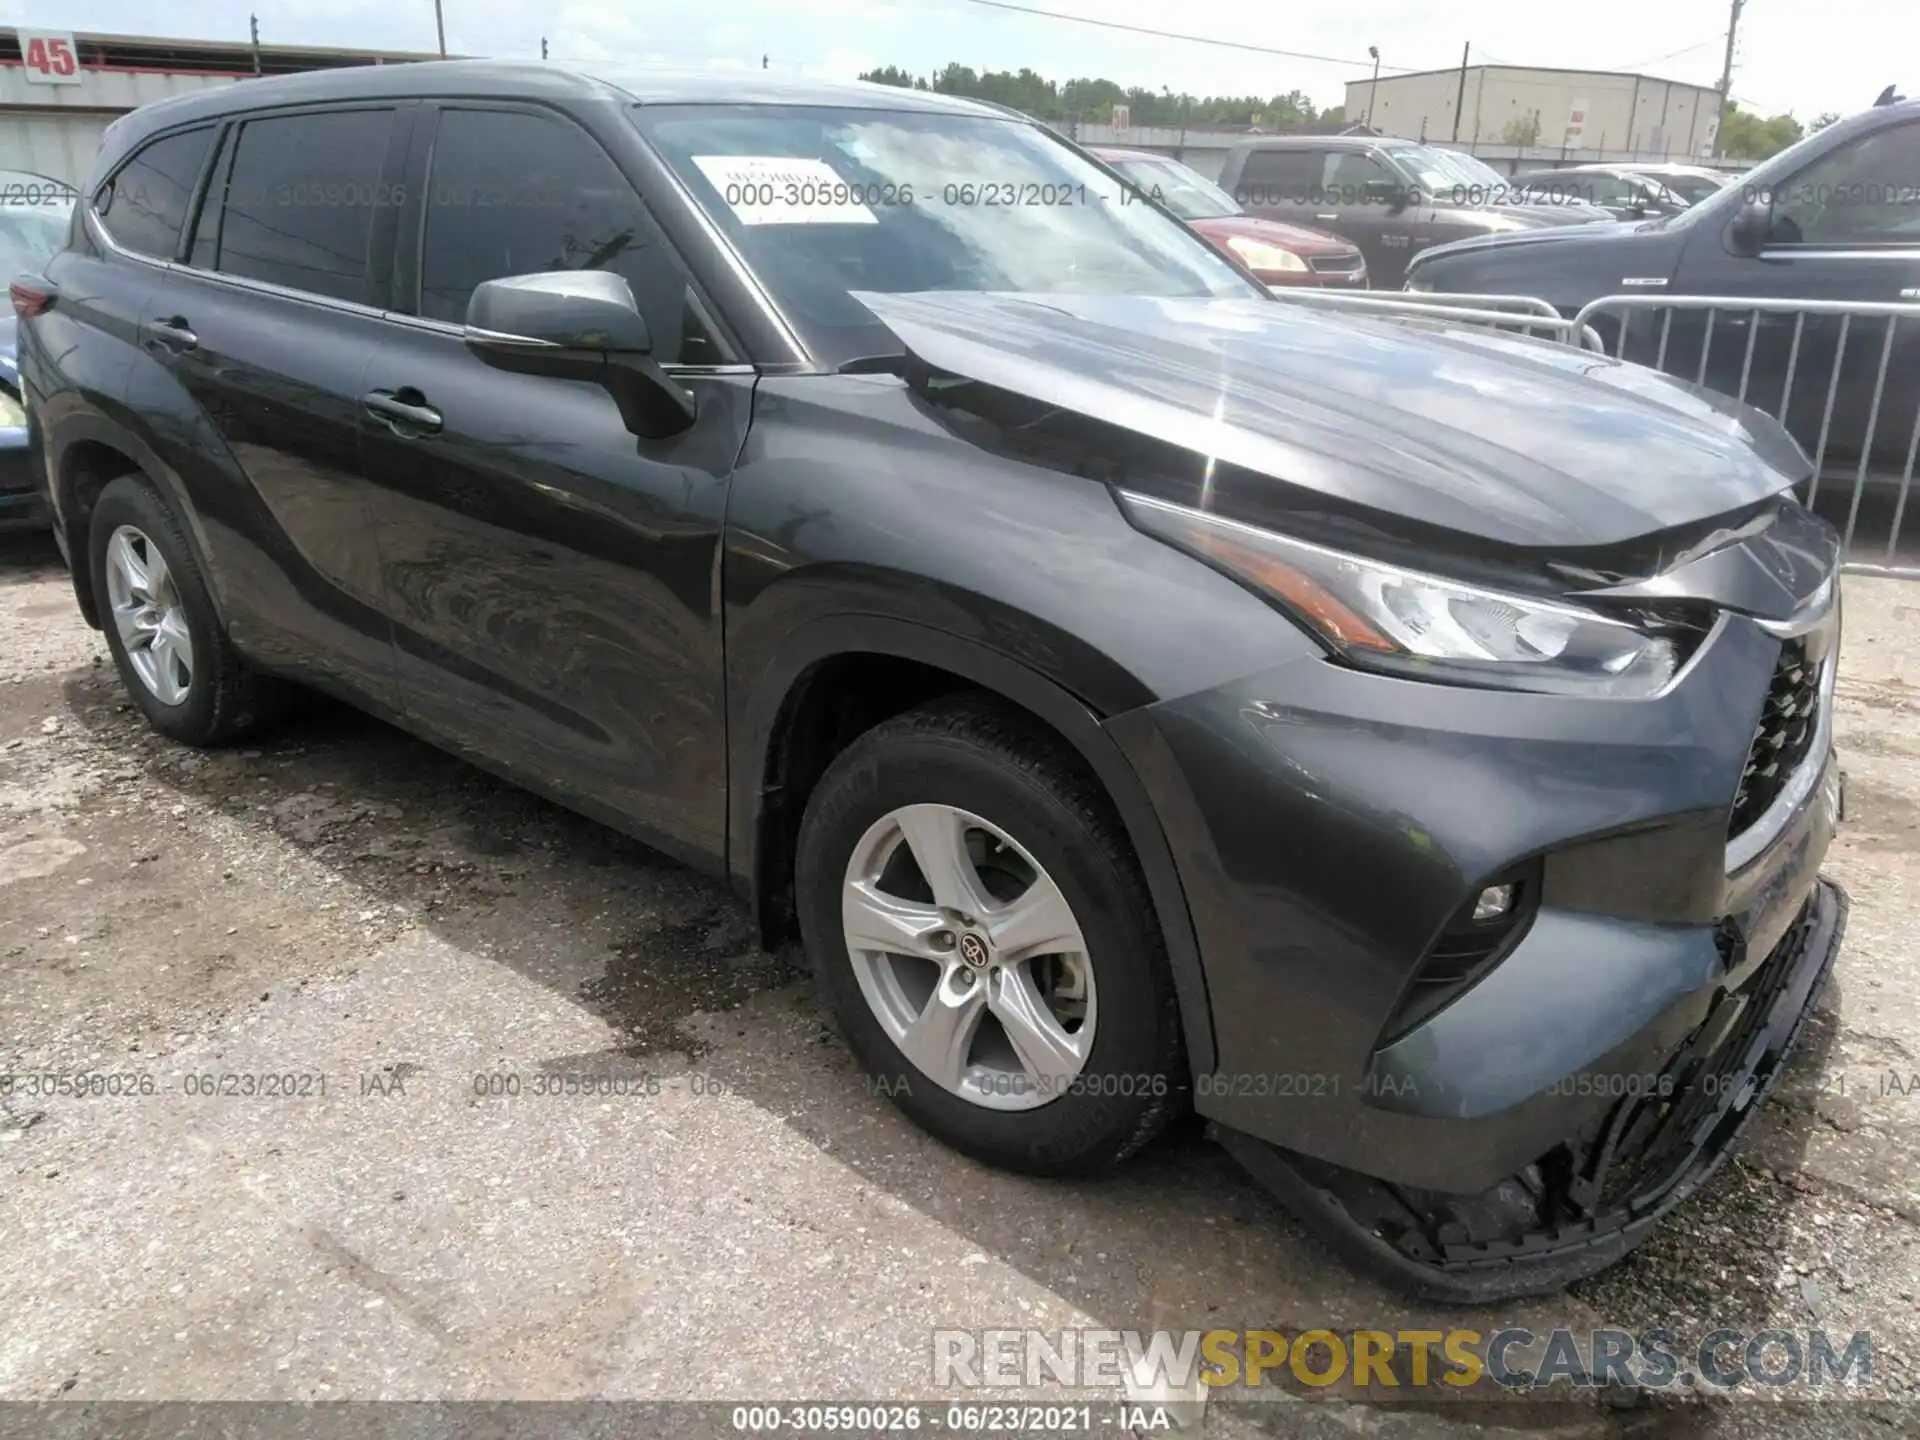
[358,102,754,867]
[1670,117,1920,478]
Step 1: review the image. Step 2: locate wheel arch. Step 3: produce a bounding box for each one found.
[732,614,1216,1075]
[49,413,225,633]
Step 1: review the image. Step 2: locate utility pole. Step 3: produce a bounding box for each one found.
[1452,42,1469,141]
[541,37,548,60]
[1366,46,1381,129]
[763,54,769,70]
[249,14,261,75]
[1711,0,1744,158]
[434,0,447,57]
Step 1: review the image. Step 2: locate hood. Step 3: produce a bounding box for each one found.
[1480,199,1614,226]
[1188,214,1355,256]
[851,290,1809,553]
[1412,217,1655,268]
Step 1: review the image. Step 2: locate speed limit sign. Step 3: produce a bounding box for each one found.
[18,31,82,85]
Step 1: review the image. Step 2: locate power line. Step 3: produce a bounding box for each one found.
[1616,37,1721,72]
[943,0,1425,73]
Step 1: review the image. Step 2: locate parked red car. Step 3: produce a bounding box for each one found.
[1089,146,1368,288]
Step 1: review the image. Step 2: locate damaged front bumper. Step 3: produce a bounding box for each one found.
[1217,876,1847,1303]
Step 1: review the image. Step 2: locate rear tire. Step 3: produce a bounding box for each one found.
[796,696,1186,1176]
[88,475,286,747]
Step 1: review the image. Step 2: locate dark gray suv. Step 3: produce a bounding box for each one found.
[14,61,1845,1302]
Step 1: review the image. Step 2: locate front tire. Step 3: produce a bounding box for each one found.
[89,475,284,747]
[796,697,1186,1176]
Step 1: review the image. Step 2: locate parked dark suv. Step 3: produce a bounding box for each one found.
[1408,101,1920,471]
[15,62,1846,1302]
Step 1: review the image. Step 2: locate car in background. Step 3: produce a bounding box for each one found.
[1088,147,1366,287]
[1422,147,1616,220]
[1405,99,1920,472]
[1620,162,1738,206]
[0,170,76,531]
[1512,165,1690,222]
[1218,136,1610,289]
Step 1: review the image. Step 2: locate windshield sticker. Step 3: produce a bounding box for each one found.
[691,155,880,226]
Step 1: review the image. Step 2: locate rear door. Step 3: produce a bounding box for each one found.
[358,101,753,865]
[1672,117,1920,472]
[39,125,217,540]
[134,102,410,705]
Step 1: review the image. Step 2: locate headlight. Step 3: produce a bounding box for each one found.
[0,388,23,429]
[1404,274,1434,293]
[1120,492,1697,698]
[1225,236,1308,273]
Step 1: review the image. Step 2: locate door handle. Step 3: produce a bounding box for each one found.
[363,389,443,437]
[146,316,197,352]
[1316,213,1338,222]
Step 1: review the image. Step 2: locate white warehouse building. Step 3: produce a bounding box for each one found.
[1344,64,1724,163]
[1,28,442,188]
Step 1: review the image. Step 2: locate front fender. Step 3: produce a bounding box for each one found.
[728,610,1220,1075]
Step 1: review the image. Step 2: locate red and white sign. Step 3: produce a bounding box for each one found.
[1563,97,1589,147]
[18,31,82,85]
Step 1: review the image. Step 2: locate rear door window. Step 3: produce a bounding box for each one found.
[1235,148,1320,205]
[95,126,217,260]
[204,108,399,303]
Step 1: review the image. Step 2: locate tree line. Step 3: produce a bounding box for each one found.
[856,64,1338,130]
[859,63,1820,162]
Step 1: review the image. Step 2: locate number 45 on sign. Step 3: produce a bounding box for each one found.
[19,31,82,85]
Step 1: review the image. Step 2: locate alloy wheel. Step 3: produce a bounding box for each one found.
[841,803,1096,1111]
[105,524,195,705]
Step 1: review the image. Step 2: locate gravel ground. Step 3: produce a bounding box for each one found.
[3,527,1919,1437]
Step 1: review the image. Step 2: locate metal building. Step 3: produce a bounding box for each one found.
[1345,64,1725,163]
[1,27,443,187]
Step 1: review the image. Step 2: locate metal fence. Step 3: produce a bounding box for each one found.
[1271,288,1920,576]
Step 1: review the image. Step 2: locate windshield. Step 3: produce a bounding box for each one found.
[0,198,72,278]
[1390,145,1538,204]
[633,104,1258,368]
[1388,145,1464,192]
[1104,156,1241,221]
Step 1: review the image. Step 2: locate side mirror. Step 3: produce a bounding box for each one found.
[1725,198,1776,257]
[463,271,696,438]
[1362,180,1412,213]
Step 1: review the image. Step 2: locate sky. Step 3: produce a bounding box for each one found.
[15,0,1912,123]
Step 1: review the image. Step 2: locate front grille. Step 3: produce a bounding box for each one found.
[1307,252,1365,273]
[1728,639,1823,839]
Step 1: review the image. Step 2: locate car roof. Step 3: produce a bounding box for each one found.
[0,167,78,196]
[1229,134,1406,153]
[1628,163,1725,176]
[94,60,1013,173]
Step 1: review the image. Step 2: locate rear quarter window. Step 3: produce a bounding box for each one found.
[95,126,217,260]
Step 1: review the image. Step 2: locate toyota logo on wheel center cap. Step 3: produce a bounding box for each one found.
[958,932,990,969]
